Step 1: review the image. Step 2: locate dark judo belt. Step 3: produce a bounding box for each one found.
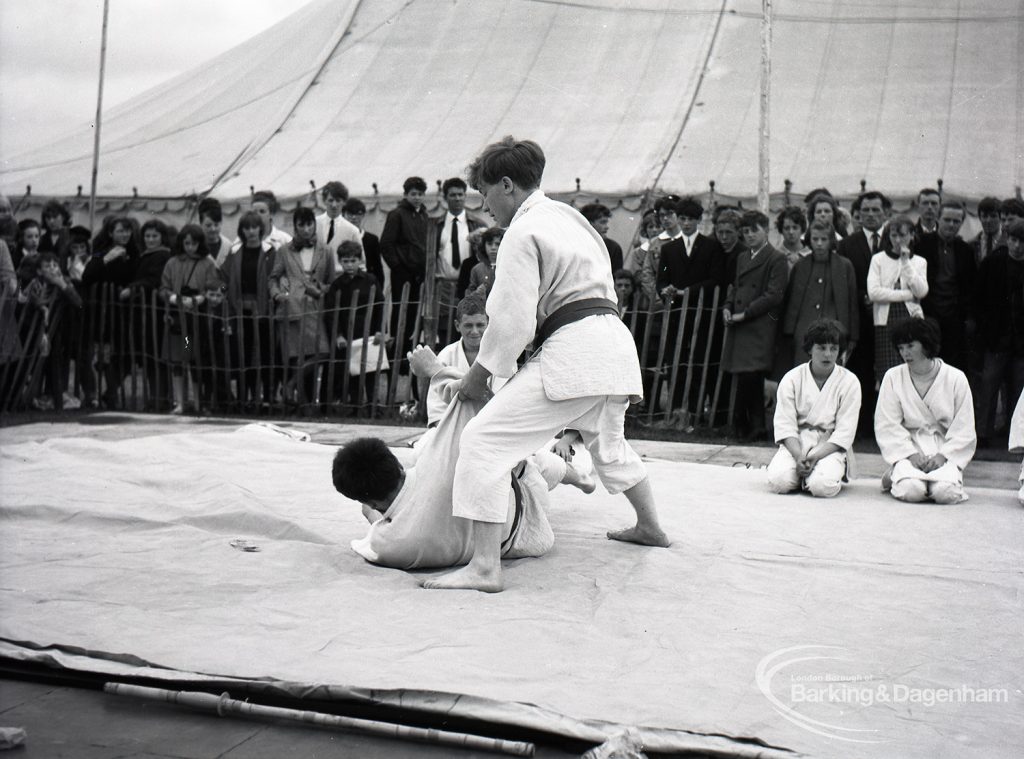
[533,297,618,348]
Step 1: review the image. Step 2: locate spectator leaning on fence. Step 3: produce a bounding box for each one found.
[222,211,278,408]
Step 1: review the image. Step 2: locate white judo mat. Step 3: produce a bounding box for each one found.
[1,424,1021,758]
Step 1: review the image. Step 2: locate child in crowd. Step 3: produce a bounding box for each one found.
[25,252,83,410]
[62,226,98,407]
[39,199,71,262]
[222,211,278,407]
[867,215,928,384]
[197,197,233,267]
[270,206,334,405]
[323,240,385,410]
[250,190,293,251]
[613,268,638,317]
[160,225,224,414]
[776,206,810,271]
[767,319,861,497]
[874,318,976,504]
[467,227,504,301]
[721,210,788,440]
[781,219,859,368]
[420,295,510,427]
[15,219,42,288]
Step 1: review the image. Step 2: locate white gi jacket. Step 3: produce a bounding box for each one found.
[475,191,642,401]
[874,361,976,469]
[774,363,861,454]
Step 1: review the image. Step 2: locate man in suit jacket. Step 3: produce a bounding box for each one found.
[654,197,726,424]
[918,200,977,371]
[971,196,1004,266]
[315,181,363,268]
[914,188,941,242]
[837,191,890,432]
[432,177,487,346]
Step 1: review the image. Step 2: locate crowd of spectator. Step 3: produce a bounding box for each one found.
[1,182,1022,454]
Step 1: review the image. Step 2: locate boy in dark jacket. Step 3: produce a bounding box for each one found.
[323,241,386,411]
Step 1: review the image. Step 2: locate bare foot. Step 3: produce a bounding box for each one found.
[563,463,596,494]
[421,564,504,593]
[607,524,671,547]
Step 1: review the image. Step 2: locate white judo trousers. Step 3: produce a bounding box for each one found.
[453,360,647,523]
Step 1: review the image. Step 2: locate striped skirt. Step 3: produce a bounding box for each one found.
[874,301,912,382]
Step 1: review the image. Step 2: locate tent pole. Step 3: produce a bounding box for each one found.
[89,0,111,233]
[758,0,772,214]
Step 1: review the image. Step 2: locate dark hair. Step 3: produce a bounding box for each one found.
[480,226,505,247]
[675,197,704,220]
[613,268,635,284]
[977,196,1001,216]
[858,191,892,211]
[322,181,349,202]
[442,177,467,196]
[807,194,840,221]
[343,197,366,215]
[292,206,316,226]
[68,225,92,247]
[175,224,209,258]
[456,294,487,321]
[653,195,681,214]
[887,214,916,241]
[237,210,266,241]
[1005,219,1024,242]
[917,188,941,203]
[17,218,40,238]
[332,438,402,503]
[197,197,222,223]
[41,199,71,227]
[35,250,59,270]
[140,219,169,248]
[92,215,137,256]
[466,136,545,191]
[776,206,807,234]
[1000,198,1024,217]
[891,317,941,358]
[803,188,833,205]
[337,240,362,260]
[579,203,611,223]
[740,210,769,231]
[939,200,966,219]
[252,190,278,214]
[801,318,847,353]
[403,176,427,194]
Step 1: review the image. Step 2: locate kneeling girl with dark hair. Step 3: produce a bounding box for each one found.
[874,318,977,504]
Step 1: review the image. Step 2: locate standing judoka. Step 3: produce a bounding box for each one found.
[424,137,670,592]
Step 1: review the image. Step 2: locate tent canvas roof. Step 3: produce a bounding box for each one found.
[2,0,1021,203]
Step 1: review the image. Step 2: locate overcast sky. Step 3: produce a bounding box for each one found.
[0,0,311,158]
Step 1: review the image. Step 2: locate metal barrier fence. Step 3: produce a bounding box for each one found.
[1,284,736,427]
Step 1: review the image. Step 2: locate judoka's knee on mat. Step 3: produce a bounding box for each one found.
[891,478,928,503]
[766,449,799,493]
[929,481,963,505]
[805,470,842,498]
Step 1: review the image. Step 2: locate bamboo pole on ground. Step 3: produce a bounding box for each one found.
[104,683,534,756]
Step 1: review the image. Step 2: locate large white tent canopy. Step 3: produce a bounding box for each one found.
[2,0,1021,205]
